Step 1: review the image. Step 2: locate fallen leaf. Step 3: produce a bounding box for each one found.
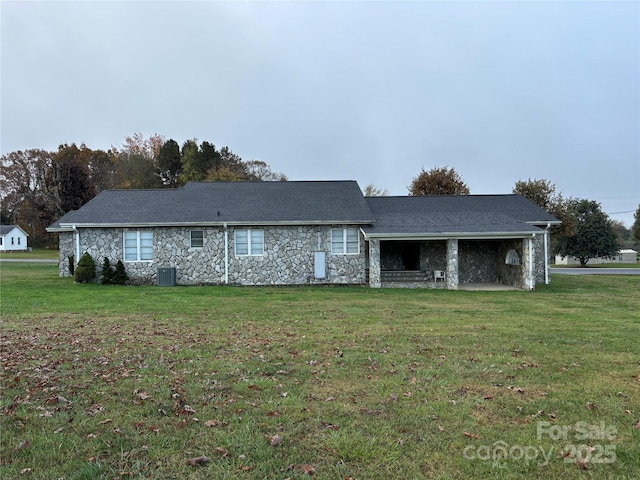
[464,432,481,439]
[586,402,597,410]
[187,455,209,466]
[20,468,32,474]
[266,434,282,446]
[634,420,640,430]
[575,456,589,470]
[214,447,231,457]
[320,421,340,430]
[14,440,29,452]
[437,425,445,432]
[301,464,316,475]
[205,419,222,427]
[98,418,113,425]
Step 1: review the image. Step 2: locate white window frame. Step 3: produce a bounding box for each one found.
[235,229,264,256]
[190,230,204,249]
[331,228,360,254]
[124,230,153,262]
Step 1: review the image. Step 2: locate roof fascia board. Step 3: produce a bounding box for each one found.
[527,220,562,226]
[58,220,375,229]
[363,231,540,241]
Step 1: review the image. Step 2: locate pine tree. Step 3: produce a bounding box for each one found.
[101,257,115,285]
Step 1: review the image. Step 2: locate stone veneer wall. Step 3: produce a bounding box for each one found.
[58,232,75,277]
[228,225,366,286]
[368,239,381,288]
[420,241,447,273]
[58,225,366,286]
[533,234,546,284]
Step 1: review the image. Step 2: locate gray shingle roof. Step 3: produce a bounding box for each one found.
[48,181,375,229]
[48,182,560,238]
[362,195,560,237]
[1,224,28,236]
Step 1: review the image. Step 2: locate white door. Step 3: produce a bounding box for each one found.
[314,252,326,279]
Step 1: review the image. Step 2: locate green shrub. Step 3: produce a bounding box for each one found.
[101,257,115,285]
[74,252,96,283]
[112,260,129,285]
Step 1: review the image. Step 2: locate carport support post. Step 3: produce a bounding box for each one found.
[521,237,535,290]
[446,238,459,290]
[369,239,381,288]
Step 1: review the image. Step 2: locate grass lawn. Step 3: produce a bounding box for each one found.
[1,263,639,479]
[0,248,59,260]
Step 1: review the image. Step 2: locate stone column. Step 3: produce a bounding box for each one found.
[521,237,535,290]
[446,238,458,290]
[368,239,381,288]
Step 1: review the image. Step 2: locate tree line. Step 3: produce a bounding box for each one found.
[1,140,638,261]
[0,133,286,247]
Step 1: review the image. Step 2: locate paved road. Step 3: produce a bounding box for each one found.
[553,268,640,275]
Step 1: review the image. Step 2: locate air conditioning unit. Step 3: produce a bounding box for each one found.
[157,267,176,286]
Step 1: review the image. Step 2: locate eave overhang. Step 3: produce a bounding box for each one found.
[361,230,541,241]
[50,219,376,231]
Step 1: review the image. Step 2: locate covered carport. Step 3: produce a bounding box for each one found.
[361,195,558,290]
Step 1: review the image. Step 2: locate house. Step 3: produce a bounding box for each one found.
[555,249,638,265]
[47,181,560,290]
[0,224,29,252]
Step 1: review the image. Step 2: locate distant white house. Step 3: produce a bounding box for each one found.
[555,249,638,265]
[0,225,29,252]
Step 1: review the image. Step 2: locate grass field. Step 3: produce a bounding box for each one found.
[1,262,639,479]
[0,249,59,260]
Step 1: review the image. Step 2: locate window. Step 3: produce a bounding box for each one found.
[17,237,21,245]
[0,237,3,245]
[235,229,263,256]
[124,230,153,261]
[505,249,520,265]
[11,237,14,245]
[190,230,204,248]
[331,228,359,254]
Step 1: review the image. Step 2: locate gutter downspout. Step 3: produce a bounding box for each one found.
[544,222,551,285]
[224,223,229,285]
[72,224,80,265]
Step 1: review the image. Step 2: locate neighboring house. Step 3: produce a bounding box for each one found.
[0,224,29,252]
[47,181,560,290]
[555,249,638,265]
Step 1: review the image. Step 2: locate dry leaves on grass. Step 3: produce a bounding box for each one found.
[186,456,209,466]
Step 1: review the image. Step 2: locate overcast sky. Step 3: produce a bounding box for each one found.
[2,1,638,226]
